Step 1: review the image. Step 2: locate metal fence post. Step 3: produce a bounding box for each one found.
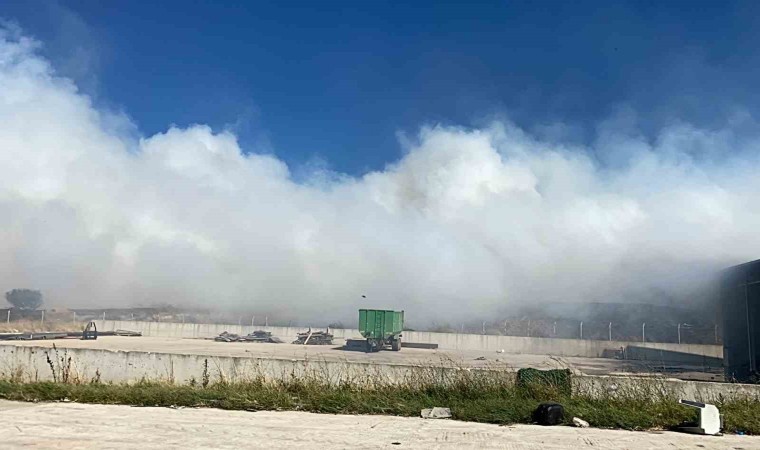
[609,322,612,341]
[553,321,557,336]
[642,322,646,342]
[677,323,681,344]
[579,321,583,340]
[41,310,44,326]
[527,320,531,337]
[265,316,268,327]
[6,309,10,324]
[251,315,255,326]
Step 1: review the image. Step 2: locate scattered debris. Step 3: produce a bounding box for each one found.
[214,331,283,343]
[399,342,438,349]
[0,328,139,341]
[532,402,565,426]
[496,349,505,353]
[113,329,142,337]
[421,407,452,419]
[677,400,722,435]
[474,356,486,361]
[292,328,333,345]
[572,417,590,428]
[0,332,22,340]
[0,332,68,341]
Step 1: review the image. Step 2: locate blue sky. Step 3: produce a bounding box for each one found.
[5,1,760,316]
[4,0,760,175]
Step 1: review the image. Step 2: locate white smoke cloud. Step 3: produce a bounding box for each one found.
[2,26,760,323]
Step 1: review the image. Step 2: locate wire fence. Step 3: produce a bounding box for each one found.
[1,308,722,345]
[436,319,722,345]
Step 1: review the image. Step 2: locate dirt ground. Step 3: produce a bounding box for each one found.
[0,335,718,378]
[1,400,752,449]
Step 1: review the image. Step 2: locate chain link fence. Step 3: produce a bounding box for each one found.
[441,319,721,345]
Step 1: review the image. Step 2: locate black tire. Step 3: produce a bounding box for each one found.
[391,337,401,351]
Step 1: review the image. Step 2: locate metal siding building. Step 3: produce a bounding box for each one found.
[721,259,760,382]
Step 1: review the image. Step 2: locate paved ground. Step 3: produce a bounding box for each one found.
[1,400,752,449]
[0,335,665,376]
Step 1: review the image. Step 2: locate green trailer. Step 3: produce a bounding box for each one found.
[358,309,404,352]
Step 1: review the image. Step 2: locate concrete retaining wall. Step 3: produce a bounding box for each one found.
[96,320,723,359]
[572,375,760,402]
[0,344,755,402]
[625,345,723,368]
[0,344,501,388]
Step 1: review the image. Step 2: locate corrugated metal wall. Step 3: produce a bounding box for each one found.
[721,259,760,382]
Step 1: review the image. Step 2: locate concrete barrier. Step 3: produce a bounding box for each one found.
[0,344,755,402]
[0,344,502,388]
[573,375,760,402]
[96,320,723,359]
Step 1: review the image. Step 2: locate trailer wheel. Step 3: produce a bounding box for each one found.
[391,337,401,351]
[367,339,380,352]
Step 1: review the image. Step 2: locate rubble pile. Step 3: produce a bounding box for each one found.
[214,330,283,343]
[292,328,334,345]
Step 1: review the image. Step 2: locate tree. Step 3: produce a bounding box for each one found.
[5,289,43,310]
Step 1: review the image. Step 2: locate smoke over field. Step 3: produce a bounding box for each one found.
[1,25,759,322]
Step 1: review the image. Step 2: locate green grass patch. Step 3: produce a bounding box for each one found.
[0,378,758,434]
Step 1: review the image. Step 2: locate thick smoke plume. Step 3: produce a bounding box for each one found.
[1,27,759,323]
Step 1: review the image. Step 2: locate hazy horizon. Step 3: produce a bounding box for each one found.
[3,12,760,323]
